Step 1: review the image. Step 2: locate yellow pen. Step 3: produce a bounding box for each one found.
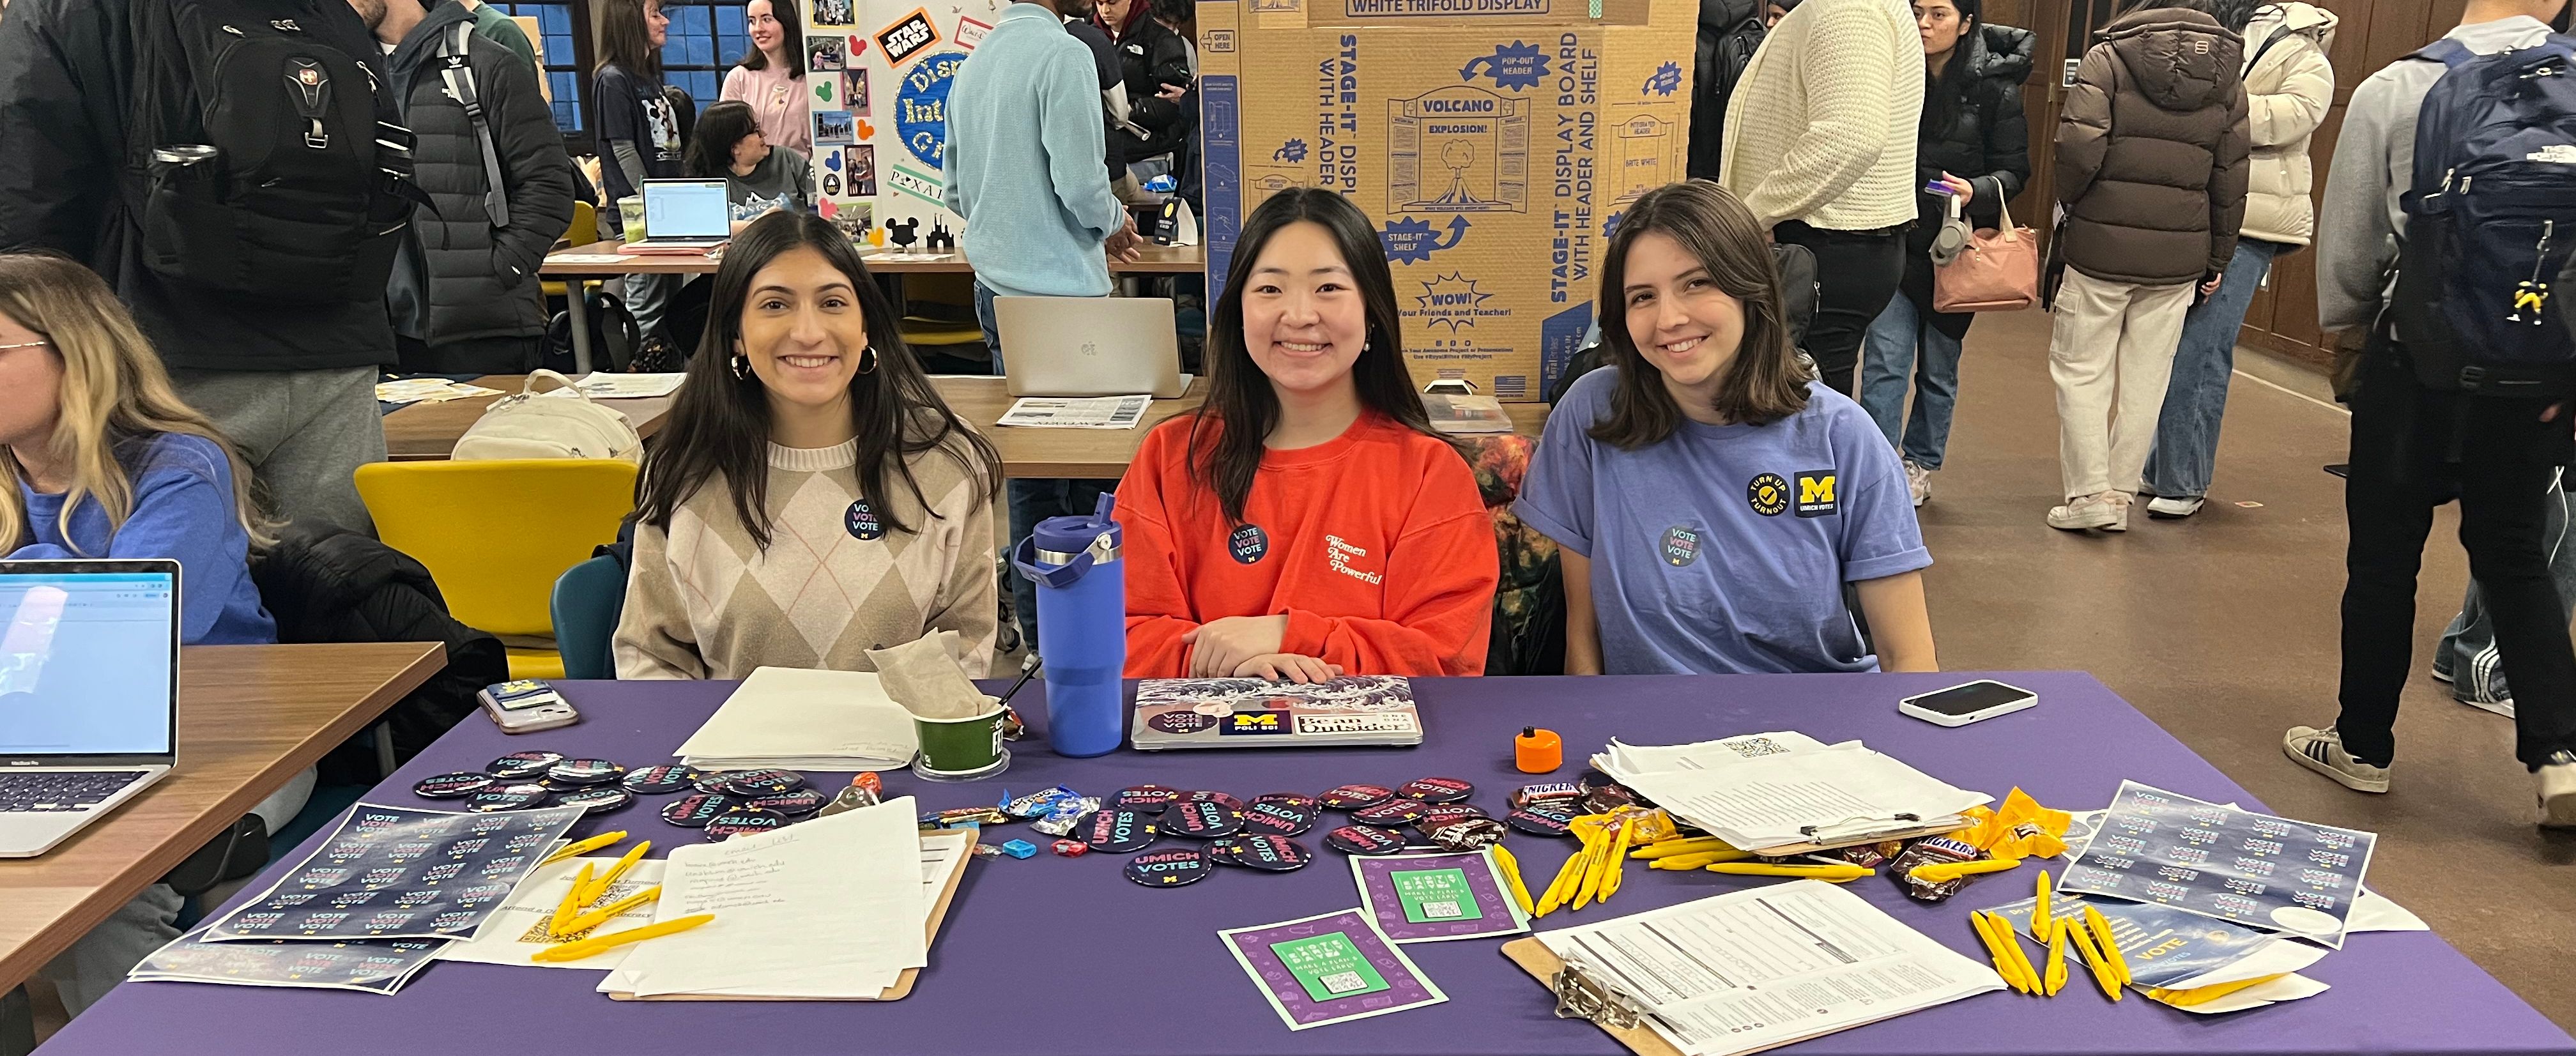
[2085,905,2133,986]
[1574,820,1625,909]
[1649,850,1756,869]
[2042,917,2070,996]
[1908,857,2023,884]
[1630,837,1738,859]
[1704,862,1874,882]
[1490,845,1537,916]
[530,913,716,963]
[2001,913,2043,993]
[581,840,654,905]
[1537,838,1589,917]
[1969,912,2030,994]
[2034,869,2053,928]
[558,884,663,935]
[548,863,594,937]
[2148,973,2285,1007]
[2063,912,2123,1000]
[539,830,627,866]
[1598,819,1637,901]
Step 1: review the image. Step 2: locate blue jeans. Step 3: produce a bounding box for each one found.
[977,280,1121,654]
[2143,238,2282,499]
[1858,294,1965,469]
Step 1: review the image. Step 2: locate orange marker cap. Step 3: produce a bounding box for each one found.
[1515,726,1563,774]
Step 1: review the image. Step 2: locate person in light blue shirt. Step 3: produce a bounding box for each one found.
[1515,182,1936,675]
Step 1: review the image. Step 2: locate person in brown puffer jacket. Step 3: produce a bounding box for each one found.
[2043,0,2250,533]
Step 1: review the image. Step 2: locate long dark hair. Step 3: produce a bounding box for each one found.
[739,0,806,77]
[685,100,762,178]
[598,0,663,79]
[1591,181,1809,448]
[634,211,1000,546]
[1189,187,1438,524]
[1920,0,1982,134]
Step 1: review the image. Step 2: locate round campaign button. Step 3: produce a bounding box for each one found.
[1398,777,1475,804]
[691,772,739,794]
[553,786,635,816]
[705,807,790,839]
[716,769,806,798]
[1202,836,1246,866]
[747,788,828,817]
[621,765,699,794]
[1415,804,1489,830]
[1243,795,1318,836]
[1323,824,1408,855]
[1232,834,1314,872]
[1506,809,1575,838]
[1227,523,1268,564]
[1085,809,1160,853]
[1184,790,1246,813]
[1161,799,1242,839]
[464,787,548,813]
[1351,799,1429,827]
[1318,784,1395,811]
[412,772,494,799]
[1124,848,1213,887]
[845,498,885,540]
[1114,784,1183,811]
[486,751,565,780]
[548,758,625,786]
[1146,710,1215,735]
[661,792,735,828]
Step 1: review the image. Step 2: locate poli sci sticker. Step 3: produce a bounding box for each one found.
[1218,710,1291,737]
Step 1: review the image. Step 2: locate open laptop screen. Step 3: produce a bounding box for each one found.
[642,180,730,239]
[0,570,176,757]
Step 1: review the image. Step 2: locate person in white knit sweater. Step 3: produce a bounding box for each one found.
[1719,0,1924,397]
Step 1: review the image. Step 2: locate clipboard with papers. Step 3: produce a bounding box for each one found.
[604,811,974,1002]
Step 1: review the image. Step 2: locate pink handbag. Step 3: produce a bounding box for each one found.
[1933,198,2040,313]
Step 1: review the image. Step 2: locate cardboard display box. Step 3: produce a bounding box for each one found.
[1199,0,1692,399]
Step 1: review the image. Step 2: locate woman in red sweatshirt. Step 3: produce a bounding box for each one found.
[1119,188,1499,681]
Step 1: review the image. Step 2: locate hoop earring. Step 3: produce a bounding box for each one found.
[730,352,751,381]
[858,345,879,374]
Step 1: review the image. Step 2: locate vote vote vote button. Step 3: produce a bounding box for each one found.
[1124,848,1213,887]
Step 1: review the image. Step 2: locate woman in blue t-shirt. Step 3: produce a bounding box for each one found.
[1515,182,1938,675]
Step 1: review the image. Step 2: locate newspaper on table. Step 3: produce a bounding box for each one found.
[2058,781,2376,948]
[1536,880,2002,1056]
[995,395,1153,429]
[199,804,585,942]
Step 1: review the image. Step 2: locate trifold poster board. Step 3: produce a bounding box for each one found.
[794,0,1007,247]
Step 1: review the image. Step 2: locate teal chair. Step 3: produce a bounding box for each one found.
[550,555,629,679]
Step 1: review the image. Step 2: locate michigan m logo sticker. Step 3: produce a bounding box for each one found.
[1795,471,1839,517]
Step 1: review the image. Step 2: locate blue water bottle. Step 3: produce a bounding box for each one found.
[1009,493,1126,757]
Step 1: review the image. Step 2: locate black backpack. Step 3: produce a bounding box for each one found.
[1690,0,1765,181]
[126,0,418,305]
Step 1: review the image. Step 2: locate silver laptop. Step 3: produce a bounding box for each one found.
[0,560,181,858]
[993,296,1188,398]
[630,178,732,250]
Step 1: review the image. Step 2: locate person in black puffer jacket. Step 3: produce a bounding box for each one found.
[1856,8,2030,509]
[254,524,508,783]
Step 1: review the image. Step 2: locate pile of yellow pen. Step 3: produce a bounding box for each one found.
[1968,869,2132,999]
[527,832,712,964]
[1528,814,1885,919]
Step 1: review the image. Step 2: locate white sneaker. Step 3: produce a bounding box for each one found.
[1905,461,1932,508]
[2145,496,2205,519]
[2536,753,2576,829]
[2048,492,2128,532]
[2282,725,2391,793]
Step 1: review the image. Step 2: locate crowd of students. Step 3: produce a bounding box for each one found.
[3,0,2576,1027]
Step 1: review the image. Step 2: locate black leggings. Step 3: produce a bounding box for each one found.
[2338,344,2576,769]
[1775,221,1906,397]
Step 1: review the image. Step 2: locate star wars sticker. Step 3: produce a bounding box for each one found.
[1747,473,1790,517]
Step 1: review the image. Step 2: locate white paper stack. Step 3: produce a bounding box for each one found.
[600,797,953,998]
[1595,732,1989,851]
[674,666,919,770]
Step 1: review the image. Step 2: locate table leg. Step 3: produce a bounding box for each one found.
[1,985,32,1056]
[565,284,595,374]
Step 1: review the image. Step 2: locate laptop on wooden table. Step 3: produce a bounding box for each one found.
[624,178,732,254]
[0,560,181,858]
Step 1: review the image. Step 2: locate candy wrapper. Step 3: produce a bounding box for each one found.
[1956,787,2073,859]
[1031,797,1101,836]
[1888,835,1988,902]
[1510,782,1583,810]
[1821,840,1906,869]
[1003,785,1085,820]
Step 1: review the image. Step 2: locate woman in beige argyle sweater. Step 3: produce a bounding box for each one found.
[617,211,1004,678]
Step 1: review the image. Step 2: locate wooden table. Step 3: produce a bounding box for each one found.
[0,643,444,993]
[382,376,678,461]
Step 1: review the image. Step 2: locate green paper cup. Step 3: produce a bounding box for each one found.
[618,199,648,245]
[912,696,1011,782]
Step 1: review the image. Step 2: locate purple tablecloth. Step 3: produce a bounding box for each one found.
[42,673,2573,1056]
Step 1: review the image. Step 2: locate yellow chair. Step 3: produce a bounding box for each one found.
[541,199,600,303]
[356,459,639,680]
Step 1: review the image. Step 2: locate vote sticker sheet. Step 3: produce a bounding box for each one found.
[2059,781,2375,947]
[199,804,585,942]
